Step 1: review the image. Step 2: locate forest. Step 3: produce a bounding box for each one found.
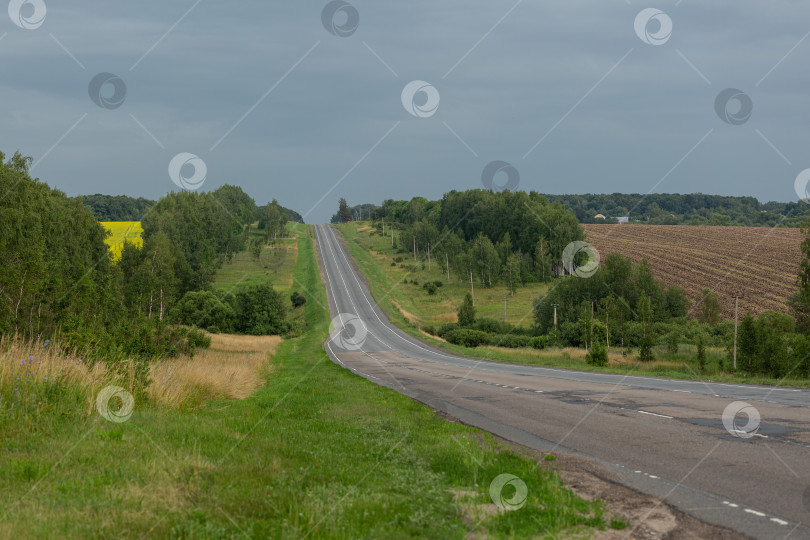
[342,192,805,228]
[0,151,301,368]
[83,193,305,223]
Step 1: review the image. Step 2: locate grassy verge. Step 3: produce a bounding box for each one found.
[339,222,810,388]
[0,222,610,538]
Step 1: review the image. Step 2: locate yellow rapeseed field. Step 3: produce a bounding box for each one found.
[100,221,143,260]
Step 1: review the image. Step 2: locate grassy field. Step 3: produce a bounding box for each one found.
[0,222,612,538]
[100,221,143,260]
[341,222,548,327]
[339,222,810,388]
[212,224,299,292]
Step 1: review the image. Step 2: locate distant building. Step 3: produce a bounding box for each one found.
[616,216,629,224]
[594,213,606,220]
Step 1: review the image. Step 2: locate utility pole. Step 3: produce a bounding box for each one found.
[413,235,416,260]
[391,224,394,247]
[732,291,744,370]
[445,252,450,282]
[503,294,508,323]
[427,242,431,271]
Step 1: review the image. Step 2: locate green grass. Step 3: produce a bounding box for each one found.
[341,222,547,327]
[0,222,607,538]
[339,222,810,388]
[211,223,299,293]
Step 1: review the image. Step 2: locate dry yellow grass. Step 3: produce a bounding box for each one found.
[0,333,281,413]
[147,333,281,408]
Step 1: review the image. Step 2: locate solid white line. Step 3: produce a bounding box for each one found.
[638,411,673,419]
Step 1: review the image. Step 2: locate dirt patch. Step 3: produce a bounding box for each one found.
[392,299,423,325]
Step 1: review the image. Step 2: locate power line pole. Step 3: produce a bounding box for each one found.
[551,303,559,331]
[731,291,744,370]
[503,294,508,323]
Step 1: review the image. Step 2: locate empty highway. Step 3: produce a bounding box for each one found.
[315,223,810,539]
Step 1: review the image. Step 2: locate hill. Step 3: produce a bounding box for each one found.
[582,224,804,319]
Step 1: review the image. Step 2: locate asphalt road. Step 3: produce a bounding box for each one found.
[315,224,810,539]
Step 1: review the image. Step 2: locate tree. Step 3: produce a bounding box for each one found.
[700,288,723,326]
[637,294,655,362]
[337,198,352,223]
[534,237,550,282]
[696,335,706,373]
[457,293,476,327]
[250,237,263,262]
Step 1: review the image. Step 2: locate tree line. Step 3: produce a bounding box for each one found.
[0,150,301,365]
[343,190,584,292]
[84,193,305,224]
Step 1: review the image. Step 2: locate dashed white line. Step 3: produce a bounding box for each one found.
[770,518,789,526]
[744,509,766,517]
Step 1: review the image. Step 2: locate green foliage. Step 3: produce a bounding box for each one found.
[290,291,307,308]
[545,192,804,227]
[457,293,476,327]
[696,335,706,372]
[225,283,289,336]
[665,332,679,354]
[699,288,723,326]
[82,194,153,220]
[336,197,352,223]
[586,340,608,367]
[443,329,491,348]
[170,291,235,332]
[637,294,655,362]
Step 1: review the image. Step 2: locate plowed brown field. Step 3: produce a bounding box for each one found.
[582,224,804,320]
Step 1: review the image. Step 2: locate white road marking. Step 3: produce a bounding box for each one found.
[638,410,673,419]
[744,509,766,517]
[770,518,789,526]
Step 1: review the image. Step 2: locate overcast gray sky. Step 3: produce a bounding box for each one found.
[2,1,809,223]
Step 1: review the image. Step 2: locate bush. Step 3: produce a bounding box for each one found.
[558,321,581,347]
[290,291,307,308]
[390,261,396,266]
[457,294,476,327]
[437,323,459,338]
[586,340,608,367]
[433,281,443,288]
[489,334,532,348]
[225,283,289,336]
[186,327,212,349]
[422,324,437,336]
[529,336,549,349]
[423,282,438,295]
[393,256,403,263]
[444,329,491,348]
[170,291,236,332]
[474,318,513,335]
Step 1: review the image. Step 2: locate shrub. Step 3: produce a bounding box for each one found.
[225,283,289,336]
[444,329,492,348]
[170,291,235,332]
[586,340,608,367]
[390,262,396,266]
[665,332,679,355]
[393,256,403,263]
[490,334,532,348]
[437,323,459,338]
[290,291,307,308]
[422,324,437,335]
[423,282,438,295]
[529,336,549,349]
[474,318,513,335]
[433,281,443,288]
